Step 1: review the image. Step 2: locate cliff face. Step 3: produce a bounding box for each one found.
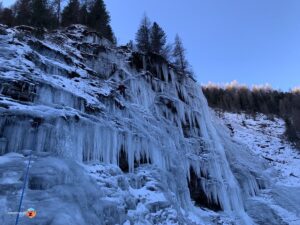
[0,24,299,225]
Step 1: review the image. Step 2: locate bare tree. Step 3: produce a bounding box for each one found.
[173,34,188,74]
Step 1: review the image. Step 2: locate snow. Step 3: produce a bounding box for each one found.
[214,111,300,224]
[83,162,194,224]
[216,112,300,187]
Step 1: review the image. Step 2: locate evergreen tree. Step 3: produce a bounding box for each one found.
[61,0,80,27]
[173,34,188,74]
[0,7,14,26]
[88,0,115,43]
[104,24,115,44]
[161,43,172,61]
[135,15,151,53]
[150,22,166,54]
[31,0,55,28]
[15,0,32,25]
[79,3,88,26]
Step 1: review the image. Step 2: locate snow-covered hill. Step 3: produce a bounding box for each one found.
[214,111,300,224]
[0,24,299,225]
[217,112,300,186]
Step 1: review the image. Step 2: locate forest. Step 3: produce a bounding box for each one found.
[202,82,300,147]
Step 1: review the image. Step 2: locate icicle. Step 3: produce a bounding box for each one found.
[35,85,85,111]
[162,64,169,82]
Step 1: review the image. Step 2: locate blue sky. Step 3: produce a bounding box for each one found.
[2,0,300,90]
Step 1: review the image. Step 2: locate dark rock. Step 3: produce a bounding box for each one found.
[0,79,36,102]
[85,104,102,114]
[188,167,222,211]
[31,117,44,128]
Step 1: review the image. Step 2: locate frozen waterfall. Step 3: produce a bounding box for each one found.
[0,25,294,225]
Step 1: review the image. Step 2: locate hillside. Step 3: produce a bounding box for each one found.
[202,84,300,147]
[215,111,300,224]
[216,112,300,186]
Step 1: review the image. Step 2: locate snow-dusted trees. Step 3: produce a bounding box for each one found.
[61,0,80,26]
[150,22,166,54]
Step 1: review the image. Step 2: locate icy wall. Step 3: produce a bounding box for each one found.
[0,24,298,225]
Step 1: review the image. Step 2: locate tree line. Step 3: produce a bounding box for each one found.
[202,83,300,147]
[0,0,115,42]
[0,0,193,77]
[134,15,193,77]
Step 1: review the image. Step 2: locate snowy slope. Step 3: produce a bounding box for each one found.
[214,111,300,224]
[0,24,299,225]
[217,112,300,187]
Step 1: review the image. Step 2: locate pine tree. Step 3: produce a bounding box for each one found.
[61,0,80,27]
[15,0,32,25]
[88,0,115,43]
[31,0,54,28]
[0,8,14,26]
[161,43,172,61]
[135,15,151,53]
[79,3,88,26]
[104,24,115,44]
[173,34,188,74]
[150,22,166,54]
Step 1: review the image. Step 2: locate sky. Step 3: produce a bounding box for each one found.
[2,0,300,91]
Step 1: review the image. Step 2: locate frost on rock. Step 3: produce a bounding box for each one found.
[0,25,299,224]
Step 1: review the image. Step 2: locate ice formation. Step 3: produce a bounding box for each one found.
[0,24,299,224]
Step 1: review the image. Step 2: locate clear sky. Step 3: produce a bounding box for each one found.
[2,0,300,90]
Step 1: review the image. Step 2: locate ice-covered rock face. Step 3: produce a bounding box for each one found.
[0,25,298,224]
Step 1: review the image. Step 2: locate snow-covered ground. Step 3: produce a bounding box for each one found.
[84,163,186,225]
[216,112,300,187]
[215,111,300,225]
